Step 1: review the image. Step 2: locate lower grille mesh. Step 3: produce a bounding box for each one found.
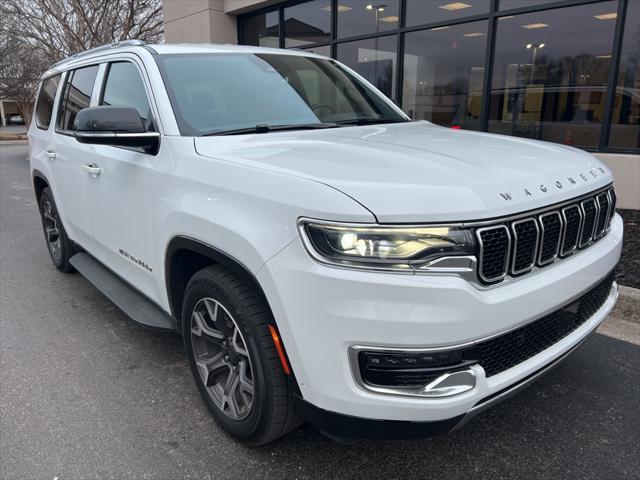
[475,271,615,377]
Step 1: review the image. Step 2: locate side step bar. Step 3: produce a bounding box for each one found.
[70,253,176,332]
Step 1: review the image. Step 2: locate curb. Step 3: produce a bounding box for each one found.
[612,285,640,323]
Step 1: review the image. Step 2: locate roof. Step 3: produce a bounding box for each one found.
[145,43,325,57]
[42,41,327,78]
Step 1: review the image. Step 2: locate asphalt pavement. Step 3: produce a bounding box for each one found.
[1,143,639,480]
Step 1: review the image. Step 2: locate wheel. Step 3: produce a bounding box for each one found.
[182,265,301,445]
[38,187,75,272]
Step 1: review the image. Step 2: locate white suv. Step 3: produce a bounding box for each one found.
[28,41,623,445]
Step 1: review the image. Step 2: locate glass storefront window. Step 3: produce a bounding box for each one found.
[337,35,398,99]
[337,0,400,38]
[242,11,279,47]
[403,21,488,130]
[284,0,331,48]
[488,1,618,148]
[609,0,639,149]
[238,0,638,153]
[499,0,562,10]
[302,45,332,56]
[406,0,490,27]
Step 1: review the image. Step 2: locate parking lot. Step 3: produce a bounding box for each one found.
[1,143,639,479]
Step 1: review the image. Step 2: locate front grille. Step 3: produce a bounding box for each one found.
[475,271,615,377]
[477,186,615,284]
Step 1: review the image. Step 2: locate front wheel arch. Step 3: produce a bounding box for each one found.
[164,236,273,333]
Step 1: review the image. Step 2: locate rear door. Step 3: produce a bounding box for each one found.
[82,58,162,302]
[50,65,100,249]
[29,73,62,194]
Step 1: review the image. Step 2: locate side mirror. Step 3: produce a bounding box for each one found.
[73,106,160,154]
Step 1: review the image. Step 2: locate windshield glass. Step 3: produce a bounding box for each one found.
[155,52,407,136]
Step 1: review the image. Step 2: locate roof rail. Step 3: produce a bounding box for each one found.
[52,39,146,67]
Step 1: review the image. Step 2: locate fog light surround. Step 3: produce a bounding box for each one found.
[349,346,479,398]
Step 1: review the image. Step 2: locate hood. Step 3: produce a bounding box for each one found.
[194,121,612,223]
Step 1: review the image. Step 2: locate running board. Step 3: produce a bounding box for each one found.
[70,253,176,332]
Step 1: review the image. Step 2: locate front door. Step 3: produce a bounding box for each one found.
[82,60,161,303]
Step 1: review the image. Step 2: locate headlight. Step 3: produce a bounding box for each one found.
[299,220,475,271]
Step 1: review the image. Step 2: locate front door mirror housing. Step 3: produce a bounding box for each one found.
[73,106,160,154]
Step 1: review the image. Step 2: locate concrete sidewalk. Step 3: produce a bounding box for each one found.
[599,285,640,345]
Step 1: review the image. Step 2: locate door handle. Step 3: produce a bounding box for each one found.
[82,163,102,176]
[45,150,56,160]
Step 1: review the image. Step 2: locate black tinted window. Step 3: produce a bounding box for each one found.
[57,65,99,131]
[101,62,151,126]
[35,75,61,129]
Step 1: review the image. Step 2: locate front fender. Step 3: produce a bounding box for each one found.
[153,137,375,312]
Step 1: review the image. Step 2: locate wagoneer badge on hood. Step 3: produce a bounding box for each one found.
[499,167,607,202]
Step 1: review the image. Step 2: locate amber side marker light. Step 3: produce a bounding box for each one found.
[268,324,291,375]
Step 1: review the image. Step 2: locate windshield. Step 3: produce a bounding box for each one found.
[154,52,407,136]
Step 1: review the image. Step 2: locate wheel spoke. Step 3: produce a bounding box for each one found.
[192,310,225,341]
[232,327,249,358]
[206,299,234,337]
[222,367,240,418]
[195,351,227,387]
[237,360,254,407]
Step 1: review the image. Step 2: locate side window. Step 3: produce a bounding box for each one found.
[34,75,61,129]
[57,65,99,131]
[101,62,152,129]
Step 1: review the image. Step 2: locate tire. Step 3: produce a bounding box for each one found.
[38,187,75,273]
[182,264,301,445]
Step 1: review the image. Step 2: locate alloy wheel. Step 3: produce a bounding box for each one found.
[190,298,255,420]
[41,199,62,262]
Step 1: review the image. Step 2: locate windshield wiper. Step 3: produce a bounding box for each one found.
[203,123,338,136]
[336,117,410,126]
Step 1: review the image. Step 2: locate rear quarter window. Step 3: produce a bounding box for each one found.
[34,75,61,130]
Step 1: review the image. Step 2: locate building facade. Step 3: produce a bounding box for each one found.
[163,0,639,208]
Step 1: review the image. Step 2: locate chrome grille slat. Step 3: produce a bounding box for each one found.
[477,225,511,283]
[476,187,616,285]
[560,205,581,256]
[594,192,609,238]
[511,218,539,275]
[607,188,617,230]
[579,198,597,247]
[538,211,562,265]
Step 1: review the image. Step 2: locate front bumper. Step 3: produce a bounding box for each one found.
[257,214,623,426]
